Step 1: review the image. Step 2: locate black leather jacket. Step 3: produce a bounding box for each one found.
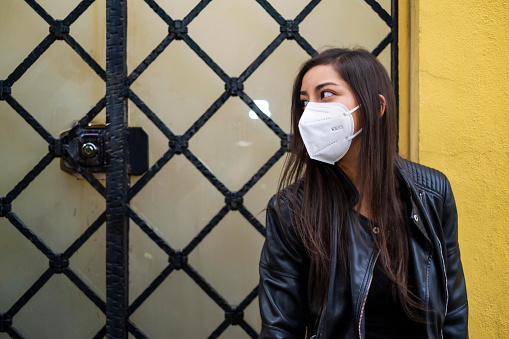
[259,158,468,338]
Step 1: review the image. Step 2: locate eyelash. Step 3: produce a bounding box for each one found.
[300,90,335,106]
[321,90,335,99]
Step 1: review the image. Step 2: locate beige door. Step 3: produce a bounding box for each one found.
[0,0,394,338]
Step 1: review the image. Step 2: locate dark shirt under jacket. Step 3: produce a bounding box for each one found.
[360,212,425,339]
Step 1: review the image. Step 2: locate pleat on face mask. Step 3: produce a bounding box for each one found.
[298,102,361,164]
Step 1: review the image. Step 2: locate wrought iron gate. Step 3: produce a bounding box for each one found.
[0,0,398,338]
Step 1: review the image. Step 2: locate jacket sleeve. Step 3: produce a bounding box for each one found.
[441,178,468,338]
[259,196,309,339]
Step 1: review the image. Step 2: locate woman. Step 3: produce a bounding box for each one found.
[258,48,468,338]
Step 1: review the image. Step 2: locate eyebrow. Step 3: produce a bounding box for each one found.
[300,82,341,96]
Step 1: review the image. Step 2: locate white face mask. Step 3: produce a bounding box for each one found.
[298,102,362,164]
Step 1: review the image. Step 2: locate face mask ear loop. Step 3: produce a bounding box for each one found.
[348,105,360,114]
[347,128,363,141]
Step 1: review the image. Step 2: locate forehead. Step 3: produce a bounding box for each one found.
[301,64,343,89]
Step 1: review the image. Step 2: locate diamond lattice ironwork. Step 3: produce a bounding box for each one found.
[0,0,398,338]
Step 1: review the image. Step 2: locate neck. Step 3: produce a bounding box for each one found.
[336,138,361,189]
[336,140,372,218]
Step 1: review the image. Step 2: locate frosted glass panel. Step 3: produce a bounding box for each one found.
[127,0,169,73]
[244,297,262,335]
[268,0,313,19]
[35,0,81,19]
[130,41,225,135]
[14,160,104,253]
[0,218,48,308]
[72,0,107,69]
[0,0,396,337]
[191,97,281,191]
[130,156,226,249]
[128,102,170,173]
[129,218,170,302]
[189,0,279,76]
[243,40,310,133]
[243,157,286,224]
[0,2,48,78]
[0,102,48,193]
[15,275,105,339]
[12,41,105,137]
[156,0,201,19]
[0,1,107,337]
[130,271,224,339]
[71,224,106,299]
[188,212,265,303]
[300,0,392,70]
[219,325,252,339]
[125,1,394,336]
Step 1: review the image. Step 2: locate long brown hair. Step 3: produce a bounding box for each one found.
[277,48,421,319]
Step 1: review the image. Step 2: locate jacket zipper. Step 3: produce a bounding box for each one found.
[413,199,449,335]
[358,252,379,339]
[313,304,326,339]
[435,237,448,339]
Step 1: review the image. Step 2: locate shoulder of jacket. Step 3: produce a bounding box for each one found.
[398,157,450,199]
[268,180,304,210]
[266,182,306,245]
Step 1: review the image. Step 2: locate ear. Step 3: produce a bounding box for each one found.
[378,94,386,117]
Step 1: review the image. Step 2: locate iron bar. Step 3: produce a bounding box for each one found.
[364,0,393,27]
[372,32,393,56]
[127,148,176,200]
[4,96,55,144]
[5,212,54,258]
[391,0,400,113]
[64,0,97,26]
[105,0,129,337]
[23,0,54,25]
[294,0,322,24]
[5,153,54,202]
[182,0,213,26]
[256,0,285,25]
[6,35,55,85]
[64,35,107,81]
[128,89,176,140]
[4,269,54,319]
[182,91,230,140]
[64,211,106,257]
[127,35,175,85]
[64,269,107,312]
[127,265,175,316]
[127,206,174,255]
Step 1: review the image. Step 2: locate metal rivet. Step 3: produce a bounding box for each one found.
[82,143,97,158]
[372,227,380,234]
[413,214,419,222]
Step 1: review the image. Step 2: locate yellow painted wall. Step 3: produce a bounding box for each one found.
[409,0,509,337]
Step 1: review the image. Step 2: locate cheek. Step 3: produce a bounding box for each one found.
[352,111,363,131]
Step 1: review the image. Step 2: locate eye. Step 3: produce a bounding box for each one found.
[300,99,309,107]
[321,90,334,100]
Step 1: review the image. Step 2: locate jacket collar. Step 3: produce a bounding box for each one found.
[396,158,438,247]
[329,158,432,243]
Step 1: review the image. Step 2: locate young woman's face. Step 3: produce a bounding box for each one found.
[299,64,361,134]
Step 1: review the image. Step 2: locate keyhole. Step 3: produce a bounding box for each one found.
[82,142,98,158]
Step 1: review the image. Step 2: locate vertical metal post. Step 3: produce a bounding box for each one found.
[106,0,128,338]
[391,0,399,148]
[391,0,399,108]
